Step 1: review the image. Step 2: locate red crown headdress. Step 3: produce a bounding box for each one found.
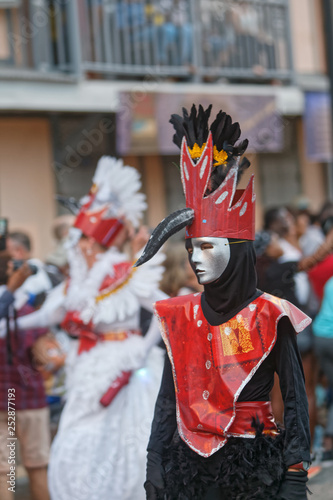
[181,133,255,240]
[73,157,147,247]
[74,191,125,248]
[135,105,254,267]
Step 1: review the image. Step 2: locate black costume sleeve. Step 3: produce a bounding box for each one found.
[274,317,311,467]
[146,354,177,492]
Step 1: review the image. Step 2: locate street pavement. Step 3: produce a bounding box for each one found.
[308,462,333,500]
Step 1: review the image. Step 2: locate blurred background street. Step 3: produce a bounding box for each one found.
[2,0,333,499]
[309,463,333,499]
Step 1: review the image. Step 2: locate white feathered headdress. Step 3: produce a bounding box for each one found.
[73,157,147,247]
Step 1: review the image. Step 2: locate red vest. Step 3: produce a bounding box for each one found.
[154,292,311,457]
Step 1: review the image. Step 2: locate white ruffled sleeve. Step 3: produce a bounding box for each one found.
[16,283,67,330]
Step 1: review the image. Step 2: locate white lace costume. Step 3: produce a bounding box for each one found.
[17,157,166,500]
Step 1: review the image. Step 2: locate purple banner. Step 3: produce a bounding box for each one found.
[117,92,283,155]
[116,92,158,156]
[304,92,333,162]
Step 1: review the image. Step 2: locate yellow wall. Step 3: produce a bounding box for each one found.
[297,120,326,212]
[143,155,167,228]
[0,117,56,259]
[238,153,263,231]
[0,11,10,60]
[289,0,327,74]
[123,154,167,228]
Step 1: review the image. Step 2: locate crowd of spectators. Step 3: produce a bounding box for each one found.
[0,220,71,500]
[254,201,333,469]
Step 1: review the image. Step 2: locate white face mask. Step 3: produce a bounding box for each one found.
[187,237,230,285]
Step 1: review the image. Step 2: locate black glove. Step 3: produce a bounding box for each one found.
[277,470,308,500]
[144,480,164,500]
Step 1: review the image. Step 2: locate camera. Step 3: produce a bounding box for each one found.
[12,259,38,275]
[0,218,8,252]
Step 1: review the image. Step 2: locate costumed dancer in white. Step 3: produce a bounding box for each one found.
[16,157,166,500]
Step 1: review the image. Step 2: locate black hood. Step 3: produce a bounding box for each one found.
[193,239,261,326]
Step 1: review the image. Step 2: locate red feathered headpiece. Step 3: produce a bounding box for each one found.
[134,105,254,268]
[181,133,255,240]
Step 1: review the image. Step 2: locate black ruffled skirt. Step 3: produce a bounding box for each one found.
[162,420,286,500]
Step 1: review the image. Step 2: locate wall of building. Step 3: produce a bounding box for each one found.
[289,0,327,75]
[239,155,264,231]
[0,117,56,259]
[123,155,167,229]
[0,11,10,61]
[289,1,329,211]
[296,120,327,212]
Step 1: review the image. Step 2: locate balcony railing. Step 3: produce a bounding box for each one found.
[0,0,293,82]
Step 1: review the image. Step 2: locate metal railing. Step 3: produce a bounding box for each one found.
[0,0,77,79]
[0,0,293,82]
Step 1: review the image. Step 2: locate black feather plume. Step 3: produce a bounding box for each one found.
[237,156,251,183]
[206,158,237,195]
[170,104,212,150]
[170,105,250,195]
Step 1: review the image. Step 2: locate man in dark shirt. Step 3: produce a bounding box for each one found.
[0,252,50,500]
[0,257,32,319]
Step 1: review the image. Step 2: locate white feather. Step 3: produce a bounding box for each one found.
[66,246,165,327]
[81,156,147,228]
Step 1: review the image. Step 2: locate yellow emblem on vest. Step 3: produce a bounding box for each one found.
[219,314,254,356]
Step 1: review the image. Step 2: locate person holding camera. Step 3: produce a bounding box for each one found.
[6,232,53,310]
[0,258,32,320]
[0,251,51,500]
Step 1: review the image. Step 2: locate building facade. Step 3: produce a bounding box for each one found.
[0,0,330,257]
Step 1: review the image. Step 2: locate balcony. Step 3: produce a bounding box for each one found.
[0,0,293,83]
